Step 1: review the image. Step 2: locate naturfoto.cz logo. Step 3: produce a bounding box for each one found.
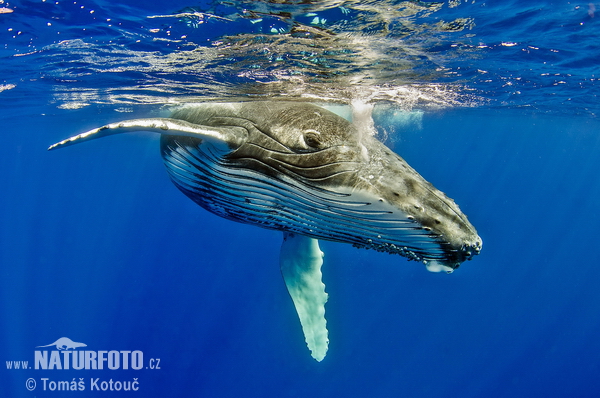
[34,337,144,370]
[6,337,161,392]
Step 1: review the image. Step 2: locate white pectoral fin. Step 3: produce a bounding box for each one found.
[279,232,328,362]
[48,118,248,152]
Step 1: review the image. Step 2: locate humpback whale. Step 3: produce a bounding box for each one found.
[49,101,482,361]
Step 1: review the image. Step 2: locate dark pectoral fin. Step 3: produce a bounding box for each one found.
[48,118,248,153]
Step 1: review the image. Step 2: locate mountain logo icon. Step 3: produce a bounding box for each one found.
[36,337,87,350]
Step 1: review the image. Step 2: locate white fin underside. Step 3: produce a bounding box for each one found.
[279,232,328,361]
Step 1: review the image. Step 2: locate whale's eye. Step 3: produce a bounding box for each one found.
[303,131,322,149]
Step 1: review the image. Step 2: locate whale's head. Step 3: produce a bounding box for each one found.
[158,102,481,272]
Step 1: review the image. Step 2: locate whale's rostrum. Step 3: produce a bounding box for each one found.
[49,101,482,361]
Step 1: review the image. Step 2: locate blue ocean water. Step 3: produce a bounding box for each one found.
[2,0,600,397]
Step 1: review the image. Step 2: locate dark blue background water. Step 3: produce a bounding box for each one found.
[2,1,600,397]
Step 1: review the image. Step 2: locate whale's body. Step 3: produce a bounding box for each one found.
[49,101,482,361]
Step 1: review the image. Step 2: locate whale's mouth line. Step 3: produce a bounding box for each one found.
[239,142,362,179]
[162,139,465,268]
